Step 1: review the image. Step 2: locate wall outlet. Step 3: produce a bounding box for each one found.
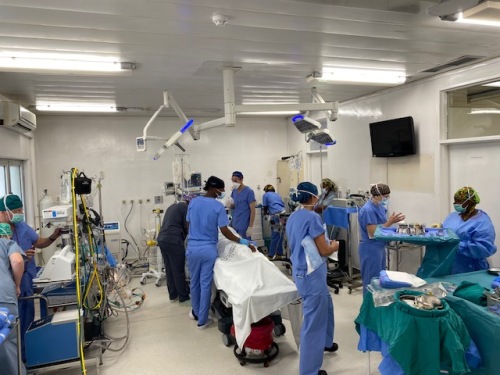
[121,200,126,205]
[138,199,143,204]
[146,198,151,203]
[130,199,134,204]
[154,196,163,204]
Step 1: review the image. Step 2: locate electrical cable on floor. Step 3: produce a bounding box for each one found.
[122,202,141,258]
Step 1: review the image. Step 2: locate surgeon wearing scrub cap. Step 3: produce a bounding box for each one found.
[286,182,339,375]
[358,183,405,295]
[443,186,496,274]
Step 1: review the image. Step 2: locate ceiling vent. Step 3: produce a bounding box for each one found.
[421,55,484,73]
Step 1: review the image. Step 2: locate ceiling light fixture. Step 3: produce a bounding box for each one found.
[36,103,118,112]
[307,67,406,85]
[238,111,300,116]
[483,81,500,87]
[0,52,136,72]
[469,108,500,114]
[457,1,500,26]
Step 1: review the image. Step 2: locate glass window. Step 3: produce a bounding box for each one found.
[0,159,24,200]
[0,165,6,197]
[447,84,500,139]
[9,164,23,200]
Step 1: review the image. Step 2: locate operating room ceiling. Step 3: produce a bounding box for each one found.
[1,0,500,117]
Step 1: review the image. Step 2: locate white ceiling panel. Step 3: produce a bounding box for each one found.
[0,0,500,115]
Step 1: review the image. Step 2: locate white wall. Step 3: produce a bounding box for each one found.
[34,115,288,255]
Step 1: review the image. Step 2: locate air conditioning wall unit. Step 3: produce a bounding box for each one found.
[0,101,37,135]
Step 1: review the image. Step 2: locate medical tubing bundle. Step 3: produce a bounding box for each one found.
[71,168,88,375]
[80,195,104,311]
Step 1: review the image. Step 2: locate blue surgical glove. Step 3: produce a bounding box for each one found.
[239,238,249,246]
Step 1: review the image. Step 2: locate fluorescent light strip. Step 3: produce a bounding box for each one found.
[36,103,117,112]
[238,111,300,116]
[0,52,134,72]
[457,16,500,27]
[469,108,500,114]
[483,81,500,87]
[318,67,406,85]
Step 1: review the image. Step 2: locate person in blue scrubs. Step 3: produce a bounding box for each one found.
[286,182,339,375]
[186,176,255,330]
[0,223,26,375]
[443,186,496,274]
[262,184,285,259]
[228,171,256,239]
[358,184,404,295]
[0,194,62,360]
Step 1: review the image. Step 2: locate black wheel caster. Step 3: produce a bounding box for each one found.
[222,333,233,347]
[334,289,339,294]
[240,361,246,366]
[273,323,286,336]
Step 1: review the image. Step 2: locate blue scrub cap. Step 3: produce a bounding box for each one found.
[232,171,243,179]
[292,182,318,203]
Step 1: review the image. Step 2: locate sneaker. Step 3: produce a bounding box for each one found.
[197,318,214,330]
[318,371,328,375]
[179,299,192,307]
[169,297,179,303]
[324,343,339,352]
[189,310,198,321]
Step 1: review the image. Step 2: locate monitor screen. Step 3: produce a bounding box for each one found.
[369,116,417,157]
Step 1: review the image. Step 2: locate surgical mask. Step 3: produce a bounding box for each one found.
[381,197,389,206]
[232,183,241,190]
[321,189,327,195]
[216,190,225,199]
[10,213,25,223]
[454,203,466,213]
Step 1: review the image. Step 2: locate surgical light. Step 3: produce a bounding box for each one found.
[153,119,194,160]
[292,115,322,133]
[0,52,136,72]
[308,68,406,85]
[307,129,336,146]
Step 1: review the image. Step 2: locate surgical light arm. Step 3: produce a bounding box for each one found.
[153,119,194,160]
[311,88,339,121]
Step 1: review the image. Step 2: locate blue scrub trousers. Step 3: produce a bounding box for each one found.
[18,272,35,362]
[359,241,386,295]
[268,220,283,257]
[294,262,334,375]
[186,244,217,325]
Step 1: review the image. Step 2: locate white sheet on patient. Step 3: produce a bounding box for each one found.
[213,233,299,348]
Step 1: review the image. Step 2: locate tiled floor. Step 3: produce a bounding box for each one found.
[43,267,382,375]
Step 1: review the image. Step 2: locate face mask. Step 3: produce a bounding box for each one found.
[232,183,241,190]
[381,197,389,206]
[321,189,327,195]
[10,213,25,223]
[216,190,225,199]
[454,203,466,213]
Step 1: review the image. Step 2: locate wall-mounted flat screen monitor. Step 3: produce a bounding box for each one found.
[369,116,417,157]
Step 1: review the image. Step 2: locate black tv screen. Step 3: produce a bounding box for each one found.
[369,116,416,157]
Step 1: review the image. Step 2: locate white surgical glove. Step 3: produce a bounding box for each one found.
[246,226,253,238]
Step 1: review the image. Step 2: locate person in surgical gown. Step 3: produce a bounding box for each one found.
[286,182,339,375]
[186,176,254,330]
[443,186,496,274]
[358,184,405,295]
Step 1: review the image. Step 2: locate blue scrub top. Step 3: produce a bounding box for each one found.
[358,200,386,243]
[286,209,324,272]
[231,186,256,230]
[262,192,284,215]
[12,222,39,279]
[187,196,229,246]
[442,209,497,273]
